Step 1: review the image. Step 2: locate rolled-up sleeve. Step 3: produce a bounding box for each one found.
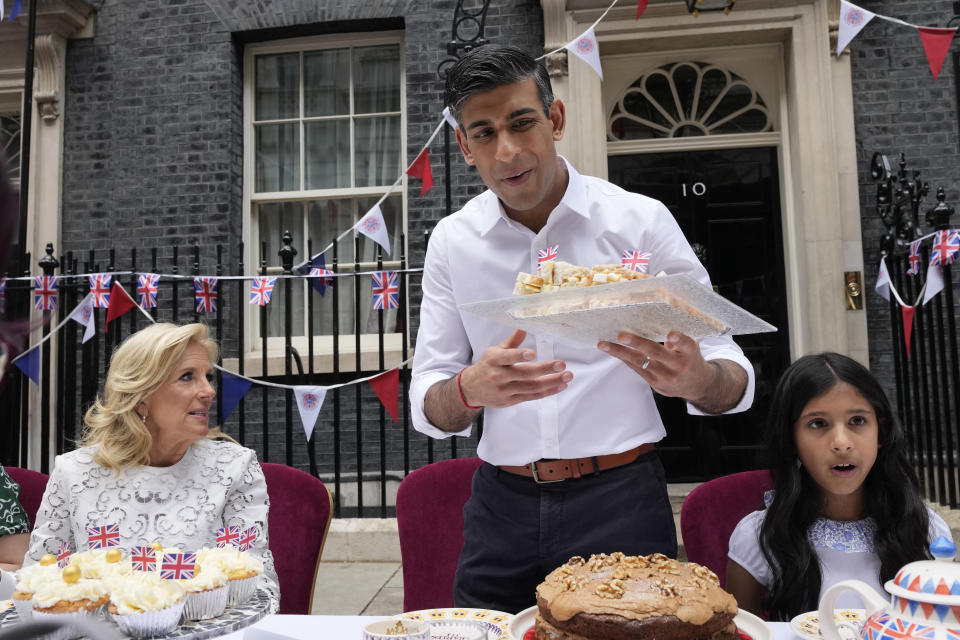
[410,222,473,439]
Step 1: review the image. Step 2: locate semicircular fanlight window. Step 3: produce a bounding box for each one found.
[608,61,772,140]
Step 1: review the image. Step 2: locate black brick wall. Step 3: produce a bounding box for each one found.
[849,0,960,403]
[57,0,544,496]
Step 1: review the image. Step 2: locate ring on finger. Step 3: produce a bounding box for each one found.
[641,355,652,370]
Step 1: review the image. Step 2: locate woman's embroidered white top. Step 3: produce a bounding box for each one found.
[23,439,279,612]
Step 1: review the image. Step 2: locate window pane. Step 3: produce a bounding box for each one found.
[258,202,305,337]
[255,53,300,121]
[0,114,21,183]
[305,120,350,189]
[255,123,300,192]
[304,49,350,117]
[356,195,401,262]
[353,45,400,114]
[354,116,400,187]
[307,199,355,259]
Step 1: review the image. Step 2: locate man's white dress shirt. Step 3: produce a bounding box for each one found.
[411,159,755,466]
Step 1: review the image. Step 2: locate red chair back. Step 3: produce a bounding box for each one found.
[680,469,772,589]
[395,457,483,612]
[261,462,333,615]
[4,466,49,529]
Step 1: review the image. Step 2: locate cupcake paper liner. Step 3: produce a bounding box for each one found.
[227,575,258,606]
[111,599,186,638]
[32,605,106,640]
[12,596,33,621]
[183,584,228,621]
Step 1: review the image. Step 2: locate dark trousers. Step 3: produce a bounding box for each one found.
[453,450,677,614]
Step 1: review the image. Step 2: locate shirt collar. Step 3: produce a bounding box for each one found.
[477,156,591,237]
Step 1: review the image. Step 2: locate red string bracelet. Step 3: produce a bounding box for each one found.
[456,368,483,411]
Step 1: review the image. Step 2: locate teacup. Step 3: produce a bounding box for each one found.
[362,618,430,640]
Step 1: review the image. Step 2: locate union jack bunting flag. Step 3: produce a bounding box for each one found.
[537,245,559,264]
[87,523,120,549]
[216,525,241,548]
[621,249,652,273]
[249,276,277,306]
[34,275,58,310]
[310,267,335,290]
[236,526,259,552]
[130,545,157,572]
[930,230,960,267]
[137,273,160,308]
[371,271,399,310]
[160,552,196,580]
[907,239,921,276]
[57,541,71,568]
[194,277,218,313]
[88,274,112,308]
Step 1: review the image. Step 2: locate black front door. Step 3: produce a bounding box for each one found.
[607,146,790,481]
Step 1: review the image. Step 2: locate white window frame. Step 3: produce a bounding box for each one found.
[240,31,408,374]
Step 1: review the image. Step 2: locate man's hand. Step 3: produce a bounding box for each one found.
[423,329,573,432]
[597,331,746,414]
[460,329,572,408]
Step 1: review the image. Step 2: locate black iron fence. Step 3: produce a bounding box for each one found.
[873,152,960,508]
[0,231,479,518]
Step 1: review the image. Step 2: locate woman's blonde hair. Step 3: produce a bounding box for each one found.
[82,323,219,471]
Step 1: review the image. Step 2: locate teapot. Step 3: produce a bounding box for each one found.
[819,536,959,640]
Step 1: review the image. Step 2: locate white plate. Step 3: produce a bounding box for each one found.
[401,608,513,639]
[459,274,776,347]
[790,609,865,639]
[508,605,772,640]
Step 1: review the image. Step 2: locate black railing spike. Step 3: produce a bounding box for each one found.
[927,187,955,231]
[279,230,297,272]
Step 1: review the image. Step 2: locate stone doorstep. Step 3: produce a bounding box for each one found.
[320,483,700,563]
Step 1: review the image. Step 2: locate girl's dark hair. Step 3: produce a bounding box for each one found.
[759,353,930,620]
[443,45,554,129]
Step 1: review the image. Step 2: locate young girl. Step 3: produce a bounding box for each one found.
[726,353,952,621]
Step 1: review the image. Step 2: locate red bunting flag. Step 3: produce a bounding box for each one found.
[917,27,956,81]
[368,368,399,423]
[902,305,915,358]
[636,0,648,19]
[106,282,137,327]
[406,149,434,196]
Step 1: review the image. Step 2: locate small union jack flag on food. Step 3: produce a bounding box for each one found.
[194,277,218,313]
[249,276,277,306]
[537,245,559,265]
[371,271,399,310]
[621,249,652,273]
[130,545,157,572]
[57,540,71,568]
[88,274,112,308]
[87,523,120,550]
[216,525,241,548]
[34,275,58,311]
[137,273,160,308]
[930,229,960,267]
[907,239,921,276]
[160,552,197,580]
[236,526,259,552]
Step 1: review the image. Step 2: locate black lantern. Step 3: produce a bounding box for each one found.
[686,0,736,16]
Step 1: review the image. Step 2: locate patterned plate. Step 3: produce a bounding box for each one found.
[790,609,866,639]
[401,607,514,639]
[0,587,271,639]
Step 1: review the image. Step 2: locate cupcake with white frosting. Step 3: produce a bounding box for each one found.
[105,572,186,638]
[11,560,60,620]
[179,562,228,620]
[67,548,131,580]
[196,546,262,606]
[31,567,109,639]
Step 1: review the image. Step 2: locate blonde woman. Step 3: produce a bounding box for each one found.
[23,323,279,611]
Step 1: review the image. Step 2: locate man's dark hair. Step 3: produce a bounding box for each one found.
[444,45,554,129]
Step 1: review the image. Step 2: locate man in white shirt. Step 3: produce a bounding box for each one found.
[410,45,755,613]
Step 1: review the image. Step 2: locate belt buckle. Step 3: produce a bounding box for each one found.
[529,462,565,484]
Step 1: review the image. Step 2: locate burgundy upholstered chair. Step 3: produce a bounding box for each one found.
[395,457,483,612]
[679,469,772,589]
[4,466,49,529]
[261,462,333,615]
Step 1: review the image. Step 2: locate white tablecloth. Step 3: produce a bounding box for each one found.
[218,615,800,639]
